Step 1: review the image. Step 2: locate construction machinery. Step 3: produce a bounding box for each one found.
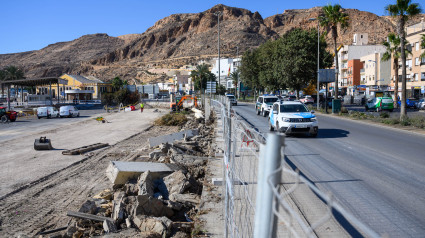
[34,137,53,150]
[0,107,17,123]
[170,94,198,111]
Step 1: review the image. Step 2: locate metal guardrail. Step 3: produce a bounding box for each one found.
[211,96,380,238]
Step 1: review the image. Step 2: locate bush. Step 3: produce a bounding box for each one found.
[154,113,188,126]
[340,107,348,113]
[408,116,425,128]
[381,118,399,125]
[379,112,390,118]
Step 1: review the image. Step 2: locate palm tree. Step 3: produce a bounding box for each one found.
[381,33,411,107]
[320,4,349,98]
[386,0,422,119]
[191,64,211,91]
[112,76,124,91]
[230,70,240,97]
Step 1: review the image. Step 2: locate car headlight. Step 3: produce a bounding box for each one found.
[283,118,290,122]
[311,117,317,121]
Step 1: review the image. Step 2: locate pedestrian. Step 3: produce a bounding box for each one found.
[140,103,144,113]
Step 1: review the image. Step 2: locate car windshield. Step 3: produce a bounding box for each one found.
[264,98,278,103]
[227,95,235,99]
[280,104,309,113]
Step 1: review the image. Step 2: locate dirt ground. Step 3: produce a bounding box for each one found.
[0,109,181,237]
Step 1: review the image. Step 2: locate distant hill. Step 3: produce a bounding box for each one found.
[0,4,423,83]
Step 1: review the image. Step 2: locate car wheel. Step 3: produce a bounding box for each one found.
[269,121,274,131]
[365,106,368,111]
[1,115,8,123]
[389,109,393,112]
[262,110,267,117]
[47,114,51,119]
[77,113,80,117]
[310,132,318,137]
[256,108,260,115]
[376,107,381,112]
[38,116,41,119]
[10,118,16,122]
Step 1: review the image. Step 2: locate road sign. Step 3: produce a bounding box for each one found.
[206,81,216,93]
[319,69,336,83]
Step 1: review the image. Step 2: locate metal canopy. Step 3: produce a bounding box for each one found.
[0,77,67,87]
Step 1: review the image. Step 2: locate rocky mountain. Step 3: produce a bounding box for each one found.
[0,4,424,83]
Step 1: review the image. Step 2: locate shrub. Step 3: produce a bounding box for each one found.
[381,118,399,125]
[379,112,390,118]
[400,117,411,126]
[154,113,188,126]
[340,107,348,113]
[408,116,425,128]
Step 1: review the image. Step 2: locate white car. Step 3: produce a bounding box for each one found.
[60,105,80,118]
[256,95,279,117]
[226,94,237,106]
[37,106,59,119]
[268,101,318,137]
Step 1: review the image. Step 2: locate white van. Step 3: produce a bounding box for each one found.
[59,106,80,118]
[37,106,59,119]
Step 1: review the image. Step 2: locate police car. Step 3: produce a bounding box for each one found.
[268,100,318,137]
[255,94,279,117]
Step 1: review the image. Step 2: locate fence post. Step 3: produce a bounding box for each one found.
[254,133,283,238]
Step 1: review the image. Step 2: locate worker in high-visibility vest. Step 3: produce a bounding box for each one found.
[140,103,144,113]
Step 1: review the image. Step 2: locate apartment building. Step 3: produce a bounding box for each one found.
[360,52,391,93]
[397,21,425,98]
[211,58,241,89]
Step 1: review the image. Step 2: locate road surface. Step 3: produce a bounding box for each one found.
[233,102,425,237]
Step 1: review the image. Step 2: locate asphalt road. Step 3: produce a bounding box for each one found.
[233,102,425,237]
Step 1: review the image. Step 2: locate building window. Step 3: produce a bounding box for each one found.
[416,42,419,51]
[416,57,420,66]
[414,73,418,81]
[421,57,425,65]
[421,73,425,81]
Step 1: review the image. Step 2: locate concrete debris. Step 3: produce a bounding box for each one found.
[131,195,174,218]
[106,161,174,185]
[148,129,199,148]
[191,108,204,119]
[163,171,190,196]
[103,219,118,233]
[169,193,200,206]
[62,113,216,237]
[134,215,172,238]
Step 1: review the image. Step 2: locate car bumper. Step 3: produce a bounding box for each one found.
[278,122,318,134]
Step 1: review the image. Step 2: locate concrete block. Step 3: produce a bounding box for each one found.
[106,161,174,185]
[148,129,199,147]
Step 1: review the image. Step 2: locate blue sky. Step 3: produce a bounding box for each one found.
[0,0,405,54]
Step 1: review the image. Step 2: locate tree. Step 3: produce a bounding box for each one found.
[230,69,240,96]
[112,76,124,91]
[191,64,215,91]
[320,4,349,97]
[279,28,333,98]
[240,49,261,92]
[386,0,422,120]
[0,66,25,97]
[257,39,286,92]
[381,33,411,107]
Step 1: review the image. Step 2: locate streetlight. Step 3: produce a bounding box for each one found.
[309,18,320,110]
[214,11,223,87]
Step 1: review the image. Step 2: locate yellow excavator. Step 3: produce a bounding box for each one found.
[170,94,198,111]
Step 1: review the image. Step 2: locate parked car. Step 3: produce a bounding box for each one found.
[365,97,394,112]
[397,98,418,108]
[60,105,80,118]
[255,95,279,117]
[284,95,297,101]
[299,95,314,104]
[37,106,59,119]
[226,94,237,106]
[0,107,17,122]
[415,98,425,110]
[268,101,318,137]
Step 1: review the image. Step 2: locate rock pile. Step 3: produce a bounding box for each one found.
[61,114,215,237]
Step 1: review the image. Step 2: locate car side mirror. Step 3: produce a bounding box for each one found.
[311,110,315,114]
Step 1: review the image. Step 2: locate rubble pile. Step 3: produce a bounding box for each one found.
[61,113,216,237]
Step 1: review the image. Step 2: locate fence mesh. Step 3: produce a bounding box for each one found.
[211,96,380,238]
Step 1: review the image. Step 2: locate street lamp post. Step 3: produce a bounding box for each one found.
[214,11,223,88]
[309,18,320,110]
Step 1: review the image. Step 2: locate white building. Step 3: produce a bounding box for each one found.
[360,52,391,94]
[211,58,241,89]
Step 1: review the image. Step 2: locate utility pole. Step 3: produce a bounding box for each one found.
[310,18,320,110]
[214,11,223,88]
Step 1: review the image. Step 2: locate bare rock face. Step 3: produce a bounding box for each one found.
[1,4,423,83]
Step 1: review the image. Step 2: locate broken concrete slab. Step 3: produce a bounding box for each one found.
[103,219,118,233]
[134,216,172,238]
[149,129,199,148]
[129,195,174,218]
[170,154,208,167]
[163,171,190,196]
[106,161,175,185]
[137,171,155,196]
[169,193,200,206]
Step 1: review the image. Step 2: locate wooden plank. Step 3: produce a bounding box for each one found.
[67,211,114,223]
